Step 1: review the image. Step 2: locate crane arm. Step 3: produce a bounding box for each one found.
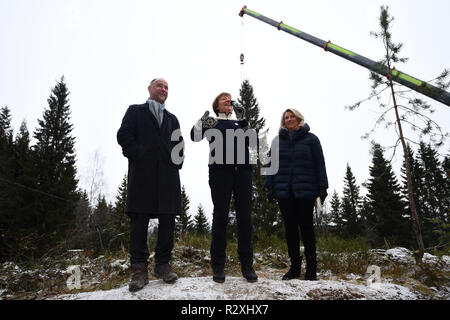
[239,6,450,107]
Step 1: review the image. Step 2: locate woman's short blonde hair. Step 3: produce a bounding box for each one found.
[280,108,305,130]
[212,92,232,116]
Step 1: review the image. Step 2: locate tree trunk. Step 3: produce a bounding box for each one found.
[388,80,425,263]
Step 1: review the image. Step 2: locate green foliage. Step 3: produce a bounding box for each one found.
[238,80,265,132]
[177,232,211,251]
[317,235,370,254]
[365,142,410,247]
[193,204,210,236]
[426,218,450,255]
[31,76,79,252]
[341,164,364,237]
[237,79,281,236]
[253,230,288,255]
[401,143,449,249]
[175,186,193,239]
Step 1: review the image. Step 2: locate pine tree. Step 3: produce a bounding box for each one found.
[417,142,448,247]
[10,121,36,232]
[238,80,281,238]
[32,76,79,251]
[345,6,450,261]
[237,80,265,132]
[109,174,130,250]
[71,189,94,250]
[0,106,14,207]
[175,186,193,239]
[418,142,448,219]
[341,164,363,237]
[359,196,374,242]
[90,195,111,251]
[366,143,410,247]
[193,204,209,236]
[0,106,14,259]
[113,174,127,216]
[443,152,450,223]
[401,145,426,244]
[329,190,343,236]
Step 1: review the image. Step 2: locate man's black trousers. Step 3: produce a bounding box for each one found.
[277,197,316,265]
[209,167,254,269]
[128,213,175,266]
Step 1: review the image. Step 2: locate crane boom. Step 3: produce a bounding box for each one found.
[239,6,450,107]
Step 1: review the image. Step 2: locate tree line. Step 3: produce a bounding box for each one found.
[0,77,213,261]
[325,142,449,250]
[1,76,448,262]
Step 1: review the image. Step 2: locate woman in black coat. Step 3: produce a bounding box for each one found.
[265,108,328,280]
[190,92,257,283]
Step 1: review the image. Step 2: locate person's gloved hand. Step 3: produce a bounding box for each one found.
[200,111,217,129]
[318,188,328,204]
[231,101,245,120]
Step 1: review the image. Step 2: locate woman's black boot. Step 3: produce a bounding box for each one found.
[282,259,301,280]
[304,255,317,280]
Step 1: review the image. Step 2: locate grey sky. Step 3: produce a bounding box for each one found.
[1,0,449,222]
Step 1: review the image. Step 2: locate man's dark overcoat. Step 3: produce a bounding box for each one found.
[117,103,183,216]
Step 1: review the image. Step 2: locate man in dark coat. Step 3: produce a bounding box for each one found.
[117,78,184,292]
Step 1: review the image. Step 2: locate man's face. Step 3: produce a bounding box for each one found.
[149,79,169,104]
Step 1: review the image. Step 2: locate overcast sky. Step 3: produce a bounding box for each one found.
[1,0,449,222]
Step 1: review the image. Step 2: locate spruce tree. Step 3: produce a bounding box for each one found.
[237,80,265,131]
[110,174,130,250]
[341,164,363,237]
[238,80,280,238]
[0,106,14,209]
[417,142,448,247]
[91,195,110,251]
[329,190,343,236]
[175,186,193,239]
[193,204,209,236]
[359,196,374,242]
[10,121,36,232]
[345,6,450,261]
[71,189,93,250]
[418,142,448,220]
[32,77,79,251]
[443,152,450,222]
[366,143,410,247]
[0,106,14,259]
[401,145,426,244]
[113,174,127,216]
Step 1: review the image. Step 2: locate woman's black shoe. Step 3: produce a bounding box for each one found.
[242,265,258,282]
[282,267,301,280]
[304,269,317,281]
[212,269,225,283]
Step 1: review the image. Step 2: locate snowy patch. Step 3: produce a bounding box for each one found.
[50,276,422,300]
[385,248,416,264]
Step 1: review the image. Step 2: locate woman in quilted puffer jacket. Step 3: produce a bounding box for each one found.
[265,108,328,281]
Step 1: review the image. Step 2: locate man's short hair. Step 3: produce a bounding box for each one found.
[150,78,165,86]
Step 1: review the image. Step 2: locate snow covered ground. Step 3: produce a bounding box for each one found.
[51,275,422,300]
[2,247,449,300]
[51,247,449,300]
